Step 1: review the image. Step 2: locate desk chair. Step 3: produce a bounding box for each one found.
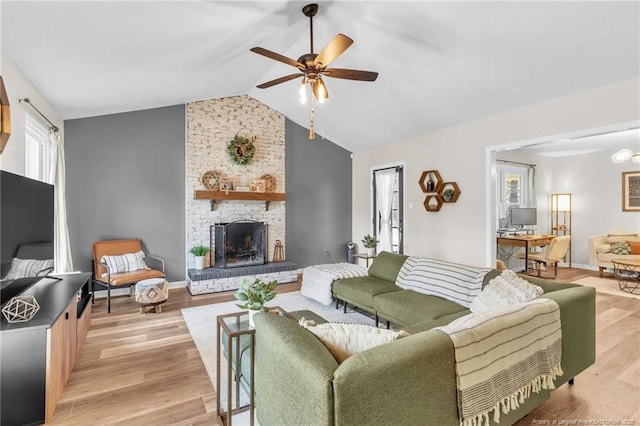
[518,236,571,278]
[92,239,165,313]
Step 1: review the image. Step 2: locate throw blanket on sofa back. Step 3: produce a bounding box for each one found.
[438,298,563,426]
[396,257,491,307]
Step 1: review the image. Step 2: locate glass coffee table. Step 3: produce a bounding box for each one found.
[216,307,292,426]
[611,258,640,294]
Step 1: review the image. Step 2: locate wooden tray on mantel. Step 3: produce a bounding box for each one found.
[194,190,285,211]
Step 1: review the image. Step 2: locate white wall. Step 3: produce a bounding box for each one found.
[352,77,640,268]
[0,51,64,176]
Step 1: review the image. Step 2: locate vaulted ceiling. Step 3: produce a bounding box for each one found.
[2,1,638,152]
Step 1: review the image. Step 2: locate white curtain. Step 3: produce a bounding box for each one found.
[49,132,74,272]
[528,166,537,207]
[375,169,396,252]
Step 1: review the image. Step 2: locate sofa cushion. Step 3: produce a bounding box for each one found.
[5,258,54,279]
[299,320,409,363]
[606,234,640,244]
[367,251,408,282]
[596,244,612,254]
[373,290,469,327]
[470,270,543,314]
[596,252,640,263]
[332,276,401,309]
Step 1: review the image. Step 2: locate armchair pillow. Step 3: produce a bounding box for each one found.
[470,269,543,314]
[299,319,409,363]
[100,250,148,276]
[627,241,640,255]
[611,242,631,255]
[5,258,54,279]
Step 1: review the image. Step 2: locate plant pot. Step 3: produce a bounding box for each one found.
[248,309,260,327]
[194,256,205,270]
[367,247,376,257]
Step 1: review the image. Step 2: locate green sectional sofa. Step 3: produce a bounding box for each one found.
[254,251,596,426]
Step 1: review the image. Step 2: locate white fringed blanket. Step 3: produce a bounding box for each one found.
[301,263,368,305]
[438,298,563,426]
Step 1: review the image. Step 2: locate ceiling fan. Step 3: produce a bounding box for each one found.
[250,3,378,105]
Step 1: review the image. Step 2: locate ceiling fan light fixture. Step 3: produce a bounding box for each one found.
[299,77,307,104]
[611,148,634,163]
[250,3,377,140]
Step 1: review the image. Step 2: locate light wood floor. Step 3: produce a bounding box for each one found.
[49,269,639,425]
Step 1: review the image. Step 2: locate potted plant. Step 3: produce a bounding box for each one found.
[189,245,210,270]
[361,234,379,257]
[442,188,455,202]
[234,278,278,326]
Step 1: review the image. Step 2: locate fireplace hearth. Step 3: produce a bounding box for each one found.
[211,220,267,268]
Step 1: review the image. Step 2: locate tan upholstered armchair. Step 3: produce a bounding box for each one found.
[92,239,165,313]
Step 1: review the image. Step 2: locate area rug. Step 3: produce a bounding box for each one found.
[181,291,372,393]
[572,276,640,300]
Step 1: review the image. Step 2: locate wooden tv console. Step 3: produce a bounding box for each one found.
[1,273,92,425]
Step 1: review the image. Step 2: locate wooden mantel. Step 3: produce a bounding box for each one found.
[194,190,286,211]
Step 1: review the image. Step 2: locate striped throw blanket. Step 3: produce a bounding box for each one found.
[438,298,563,426]
[301,263,368,305]
[396,257,491,308]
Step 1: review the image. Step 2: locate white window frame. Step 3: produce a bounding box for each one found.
[25,112,52,183]
[496,163,531,227]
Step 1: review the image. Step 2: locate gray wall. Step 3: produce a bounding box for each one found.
[285,119,352,267]
[64,105,185,281]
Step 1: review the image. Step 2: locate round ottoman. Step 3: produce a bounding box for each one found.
[135,278,168,313]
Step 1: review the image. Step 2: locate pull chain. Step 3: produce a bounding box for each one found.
[309,95,315,140]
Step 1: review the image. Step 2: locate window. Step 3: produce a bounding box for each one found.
[25,113,52,183]
[373,166,403,254]
[496,163,533,228]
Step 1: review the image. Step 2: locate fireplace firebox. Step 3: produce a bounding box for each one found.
[211,221,267,268]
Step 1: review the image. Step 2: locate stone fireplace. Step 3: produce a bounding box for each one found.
[186,95,295,295]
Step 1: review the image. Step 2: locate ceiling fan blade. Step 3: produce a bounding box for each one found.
[256,73,303,89]
[311,77,329,102]
[313,34,353,68]
[322,68,379,82]
[250,47,304,68]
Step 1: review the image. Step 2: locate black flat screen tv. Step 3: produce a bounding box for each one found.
[1,171,55,280]
[510,207,537,226]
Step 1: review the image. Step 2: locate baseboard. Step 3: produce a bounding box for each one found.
[93,280,186,299]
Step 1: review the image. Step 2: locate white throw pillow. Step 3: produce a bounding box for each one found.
[299,319,409,363]
[470,269,543,314]
[595,244,612,254]
[100,251,147,276]
[5,258,54,279]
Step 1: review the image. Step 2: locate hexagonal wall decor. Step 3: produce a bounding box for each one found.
[440,182,461,203]
[418,170,443,194]
[419,170,460,212]
[423,194,443,212]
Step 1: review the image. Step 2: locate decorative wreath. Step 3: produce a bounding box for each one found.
[227,134,256,165]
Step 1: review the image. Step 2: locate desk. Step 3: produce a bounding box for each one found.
[497,235,555,273]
